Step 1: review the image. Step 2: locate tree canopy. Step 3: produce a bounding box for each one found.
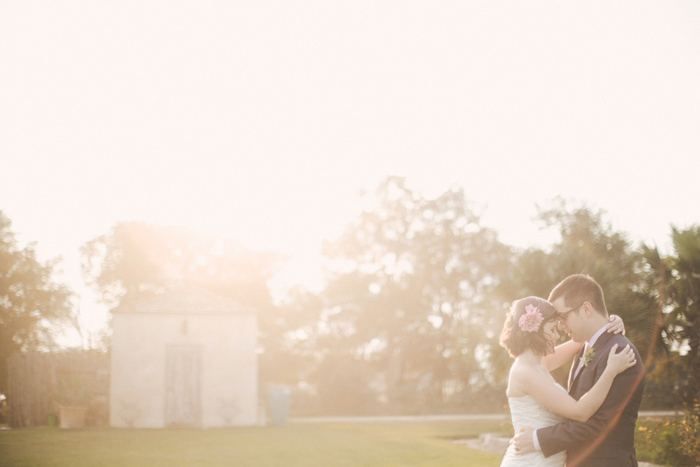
[287,185,672,413]
[644,226,700,405]
[6,177,697,413]
[491,199,661,385]
[0,211,73,392]
[305,177,511,412]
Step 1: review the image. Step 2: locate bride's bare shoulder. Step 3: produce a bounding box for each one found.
[507,360,535,396]
[507,360,549,397]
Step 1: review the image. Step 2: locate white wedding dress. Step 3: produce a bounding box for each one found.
[500,384,567,466]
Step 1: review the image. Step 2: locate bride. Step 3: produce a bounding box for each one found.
[498,296,635,467]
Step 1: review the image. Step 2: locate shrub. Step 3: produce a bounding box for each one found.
[678,400,700,465]
[636,419,696,466]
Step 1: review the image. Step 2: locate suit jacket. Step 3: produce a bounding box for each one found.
[537,332,646,467]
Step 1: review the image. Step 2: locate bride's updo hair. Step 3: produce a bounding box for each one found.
[499,296,558,358]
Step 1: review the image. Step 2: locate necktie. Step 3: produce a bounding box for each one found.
[574,342,589,380]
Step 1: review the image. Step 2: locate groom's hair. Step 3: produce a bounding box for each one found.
[548,274,608,317]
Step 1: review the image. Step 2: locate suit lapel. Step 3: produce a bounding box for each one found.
[590,332,614,364]
[569,332,616,394]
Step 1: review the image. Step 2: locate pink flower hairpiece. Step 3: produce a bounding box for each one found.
[518,304,544,332]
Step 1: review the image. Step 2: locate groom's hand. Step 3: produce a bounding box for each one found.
[512,427,535,455]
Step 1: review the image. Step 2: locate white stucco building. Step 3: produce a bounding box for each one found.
[109,288,258,428]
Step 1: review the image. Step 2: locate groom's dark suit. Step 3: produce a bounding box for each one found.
[537,331,646,467]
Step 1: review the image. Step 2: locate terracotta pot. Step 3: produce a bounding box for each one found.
[58,405,88,428]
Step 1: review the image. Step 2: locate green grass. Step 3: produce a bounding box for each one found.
[0,420,509,467]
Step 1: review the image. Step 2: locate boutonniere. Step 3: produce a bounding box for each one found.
[580,347,595,367]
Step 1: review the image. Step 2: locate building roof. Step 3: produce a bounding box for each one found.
[111,287,256,315]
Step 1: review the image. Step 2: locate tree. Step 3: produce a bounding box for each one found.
[645,226,700,405]
[540,200,659,359]
[493,200,660,385]
[315,177,511,412]
[82,222,279,304]
[0,211,73,392]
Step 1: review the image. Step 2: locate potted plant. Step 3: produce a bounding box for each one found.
[56,374,90,428]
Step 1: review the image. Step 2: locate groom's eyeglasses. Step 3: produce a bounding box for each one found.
[557,302,584,323]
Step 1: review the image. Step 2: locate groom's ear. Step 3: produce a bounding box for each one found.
[582,301,594,318]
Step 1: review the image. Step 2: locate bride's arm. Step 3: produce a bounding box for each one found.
[542,340,582,372]
[518,344,636,422]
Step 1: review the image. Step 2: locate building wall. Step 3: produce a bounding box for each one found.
[110,312,258,428]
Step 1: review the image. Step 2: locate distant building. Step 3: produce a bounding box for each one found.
[109,288,258,428]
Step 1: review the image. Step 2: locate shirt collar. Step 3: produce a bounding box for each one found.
[586,324,608,349]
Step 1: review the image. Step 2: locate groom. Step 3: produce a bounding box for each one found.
[513,274,646,467]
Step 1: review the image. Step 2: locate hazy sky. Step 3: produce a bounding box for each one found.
[2,1,699,344]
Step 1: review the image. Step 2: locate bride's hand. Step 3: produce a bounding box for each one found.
[606,314,625,335]
[606,344,636,375]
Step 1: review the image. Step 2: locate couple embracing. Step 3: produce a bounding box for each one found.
[499,274,646,467]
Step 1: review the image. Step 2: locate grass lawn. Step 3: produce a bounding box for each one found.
[0,420,509,467]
